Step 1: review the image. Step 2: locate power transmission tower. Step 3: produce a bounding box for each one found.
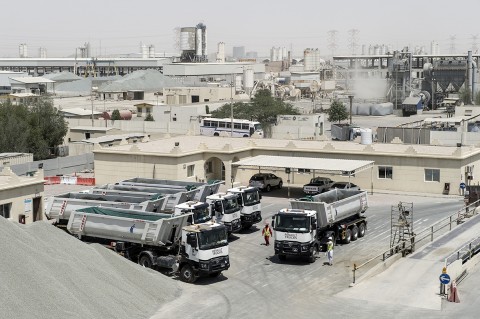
[348,29,360,55]
[449,35,456,54]
[327,30,338,57]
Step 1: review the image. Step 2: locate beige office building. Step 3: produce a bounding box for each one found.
[93,136,480,195]
[0,167,44,224]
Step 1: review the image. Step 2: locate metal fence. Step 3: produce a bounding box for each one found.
[444,236,480,267]
[352,199,480,284]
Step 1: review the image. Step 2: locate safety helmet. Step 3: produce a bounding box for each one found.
[328,237,332,240]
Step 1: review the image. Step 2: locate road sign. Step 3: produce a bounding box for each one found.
[460,182,466,189]
[439,273,451,285]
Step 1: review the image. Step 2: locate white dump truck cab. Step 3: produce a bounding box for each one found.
[227,186,262,229]
[174,201,212,224]
[272,208,320,263]
[180,222,230,283]
[205,193,242,233]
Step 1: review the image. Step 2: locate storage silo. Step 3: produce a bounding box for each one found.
[234,75,242,93]
[216,42,225,63]
[281,47,287,60]
[140,43,148,58]
[243,68,254,95]
[304,48,320,71]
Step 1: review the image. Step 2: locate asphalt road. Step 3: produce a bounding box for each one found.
[151,190,466,319]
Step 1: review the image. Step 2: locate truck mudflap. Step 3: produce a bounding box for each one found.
[274,241,313,256]
[197,256,230,275]
[241,211,262,225]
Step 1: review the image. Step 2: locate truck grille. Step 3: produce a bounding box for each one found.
[281,241,301,253]
[210,256,228,271]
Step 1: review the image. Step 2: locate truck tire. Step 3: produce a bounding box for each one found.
[309,246,318,263]
[265,185,271,192]
[278,254,287,261]
[343,229,352,244]
[278,181,283,189]
[214,132,219,136]
[139,254,154,269]
[351,226,359,241]
[180,264,197,283]
[358,223,366,238]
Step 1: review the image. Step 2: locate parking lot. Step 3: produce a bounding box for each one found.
[151,189,465,318]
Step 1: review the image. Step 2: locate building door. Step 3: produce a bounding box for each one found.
[32,197,42,222]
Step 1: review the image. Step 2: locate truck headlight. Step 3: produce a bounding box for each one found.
[301,245,309,252]
[275,242,280,248]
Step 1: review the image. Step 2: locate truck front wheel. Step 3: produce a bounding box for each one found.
[180,264,197,283]
[309,246,318,263]
[139,254,154,269]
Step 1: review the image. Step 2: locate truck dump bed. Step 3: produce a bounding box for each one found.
[67,207,191,247]
[290,189,368,227]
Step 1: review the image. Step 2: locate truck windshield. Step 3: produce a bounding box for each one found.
[243,190,260,206]
[274,215,309,233]
[198,227,228,250]
[223,197,240,214]
[193,204,212,224]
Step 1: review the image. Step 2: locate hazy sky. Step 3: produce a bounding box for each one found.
[2,0,479,58]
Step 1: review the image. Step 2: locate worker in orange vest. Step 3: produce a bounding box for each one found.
[262,222,273,246]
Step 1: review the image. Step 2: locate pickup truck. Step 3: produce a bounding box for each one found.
[303,177,334,195]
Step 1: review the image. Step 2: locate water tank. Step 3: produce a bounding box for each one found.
[360,128,373,144]
[180,27,196,51]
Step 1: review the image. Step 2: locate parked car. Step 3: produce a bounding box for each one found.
[303,177,334,195]
[328,182,360,191]
[249,173,283,192]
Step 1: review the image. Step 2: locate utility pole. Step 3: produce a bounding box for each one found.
[230,73,234,137]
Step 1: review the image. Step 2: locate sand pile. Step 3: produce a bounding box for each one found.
[0,218,182,319]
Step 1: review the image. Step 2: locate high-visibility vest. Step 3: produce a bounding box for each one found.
[263,227,271,237]
[327,242,333,252]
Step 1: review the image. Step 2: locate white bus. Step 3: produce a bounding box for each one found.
[200,118,264,137]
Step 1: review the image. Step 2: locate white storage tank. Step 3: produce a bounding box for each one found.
[243,68,254,92]
[360,128,373,144]
[180,27,196,51]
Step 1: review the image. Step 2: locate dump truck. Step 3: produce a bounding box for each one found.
[272,189,368,262]
[46,193,214,226]
[227,186,262,229]
[205,192,242,233]
[67,207,230,283]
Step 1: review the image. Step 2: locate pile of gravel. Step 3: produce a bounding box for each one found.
[0,218,182,319]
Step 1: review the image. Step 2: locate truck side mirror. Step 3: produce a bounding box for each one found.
[187,234,197,248]
[259,193,262,200]
[215,202,223,214]
[271,219,275,228]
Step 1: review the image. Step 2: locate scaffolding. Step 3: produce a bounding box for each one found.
[390,202,414,255]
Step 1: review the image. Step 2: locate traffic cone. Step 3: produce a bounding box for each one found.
[447,281,460,303]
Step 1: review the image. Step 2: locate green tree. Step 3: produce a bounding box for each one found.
[211,89,299,137]
[111,109,122,121]
[0,98,68,160]
[327,100,349,123]
[144,113,154,121]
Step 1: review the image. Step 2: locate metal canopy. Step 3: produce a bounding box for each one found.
[233,155,374,175]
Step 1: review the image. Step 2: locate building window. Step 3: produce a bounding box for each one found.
[297,168,311,174]
[378,166,393,179]
[0,203,12,219]
[205,161,213,174]
[425,168,440,182]
[187,164,195,177]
